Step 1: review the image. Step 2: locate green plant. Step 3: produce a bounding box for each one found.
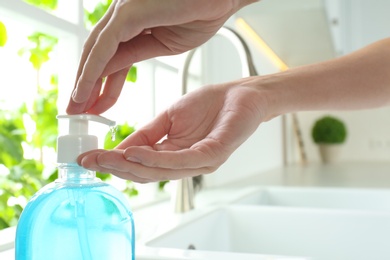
[18,31,59,166]
[0,4,58,229]
[311,115,347,144]
[0,29,58,229]
[0,104,57,229]
[18,32,58,71]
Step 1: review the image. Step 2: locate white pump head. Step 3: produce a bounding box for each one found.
[57,114,116,163]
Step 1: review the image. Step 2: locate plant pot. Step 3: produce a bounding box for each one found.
[318,144,342,164]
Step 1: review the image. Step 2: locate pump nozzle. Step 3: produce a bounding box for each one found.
[57,114,116,163]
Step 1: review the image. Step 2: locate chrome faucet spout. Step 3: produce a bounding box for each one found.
[173,177,194,213]
[173,26,258,213]
[180,26,258,95]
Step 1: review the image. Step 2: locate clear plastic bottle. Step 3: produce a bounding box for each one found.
[15,114,135,260]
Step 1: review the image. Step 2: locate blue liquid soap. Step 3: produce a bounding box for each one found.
[15,114,135,260]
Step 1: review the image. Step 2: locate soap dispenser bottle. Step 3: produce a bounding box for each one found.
[15,114,135,260]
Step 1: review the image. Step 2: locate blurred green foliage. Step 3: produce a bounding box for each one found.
[0,21,7,47]
[18,33,58,70]
[84,0,112,29]
[104,123,135,150]
[0,111,25,169]
[126,66,137,83]
[0,29,58,229]
[24,0,58,11]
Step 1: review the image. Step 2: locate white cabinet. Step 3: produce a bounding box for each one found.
[326,0,390,56]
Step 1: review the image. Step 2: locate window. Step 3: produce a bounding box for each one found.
[0,0,203,232]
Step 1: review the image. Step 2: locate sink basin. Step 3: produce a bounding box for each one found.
[233,186,390,212]
[146,205,390,260]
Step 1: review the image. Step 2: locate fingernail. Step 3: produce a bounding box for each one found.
[100,163,115,169]
[72,89,78,101]
[126,156,141,163]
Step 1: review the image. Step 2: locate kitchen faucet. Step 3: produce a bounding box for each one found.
[172,26,258,213]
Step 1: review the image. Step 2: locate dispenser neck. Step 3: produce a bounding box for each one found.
[57,163,98,184]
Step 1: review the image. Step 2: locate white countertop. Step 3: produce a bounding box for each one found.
[228,161,390,189]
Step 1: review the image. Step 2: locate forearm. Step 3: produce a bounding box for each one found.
[261,38,390,120]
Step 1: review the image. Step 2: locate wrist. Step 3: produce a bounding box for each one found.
[232,75,288,122]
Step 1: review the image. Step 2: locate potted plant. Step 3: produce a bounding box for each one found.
[311,115,347,163]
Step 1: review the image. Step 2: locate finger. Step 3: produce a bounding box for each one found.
[78,149,152,183]
[72,0,204,104]
[115,111,171,149]
[71,0,118,100]
[123,141,226,171]
[101,34,172,77]
[66,1,117,114]
[86,67,129,114]
[67,77,103,114]
[72,6,144,104]
[68,35,164,114]
[100,26,204,77]
[72,33,118,104]
[91,149,213,181]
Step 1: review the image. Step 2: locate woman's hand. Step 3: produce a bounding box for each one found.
[67,0,258,115]
[77,78,268,183]
[76,36,390,182]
